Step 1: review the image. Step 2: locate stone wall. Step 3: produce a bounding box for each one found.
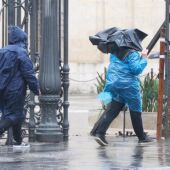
[69,0,164,94]
[88,110,157,130]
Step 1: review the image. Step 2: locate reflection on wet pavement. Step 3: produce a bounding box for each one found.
[1,136,170,169]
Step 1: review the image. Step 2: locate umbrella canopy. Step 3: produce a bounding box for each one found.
[89,27,148,60]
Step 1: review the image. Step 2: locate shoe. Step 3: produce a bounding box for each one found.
[13,142,30,152]
[138,135,153,144]
[12,141,22,145]
[95,134,108,146]
[13,141,30,146]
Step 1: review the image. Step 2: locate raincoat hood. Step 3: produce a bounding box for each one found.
[8,26,28,48]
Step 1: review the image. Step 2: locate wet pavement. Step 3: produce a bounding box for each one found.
[0,95,170,170]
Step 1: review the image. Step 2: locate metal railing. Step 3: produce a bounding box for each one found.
[0,0,69,144]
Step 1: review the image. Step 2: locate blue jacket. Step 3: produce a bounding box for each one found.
[0,26,39,123]
[98,52,147,112]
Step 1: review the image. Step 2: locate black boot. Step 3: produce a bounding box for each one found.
[0,119,13,136]
[12,122,23,145]
[138,133,153,143]
[95,134,108,146]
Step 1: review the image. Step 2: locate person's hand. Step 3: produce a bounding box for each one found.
[141,49,148,58]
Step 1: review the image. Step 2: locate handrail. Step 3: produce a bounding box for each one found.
[146,21,165,55]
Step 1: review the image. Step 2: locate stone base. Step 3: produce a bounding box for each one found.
[89,110,157,130]
[35,127,63,143]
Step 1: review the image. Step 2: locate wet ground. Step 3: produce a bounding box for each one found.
[1,136,170,170]
[0,95,170,170]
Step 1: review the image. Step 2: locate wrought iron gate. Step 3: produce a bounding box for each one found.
[0,0,69,143]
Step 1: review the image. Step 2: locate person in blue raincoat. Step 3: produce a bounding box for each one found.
[0,26,39,145]
[91,49,153,146]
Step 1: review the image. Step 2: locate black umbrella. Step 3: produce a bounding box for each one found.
[89,27,148,60]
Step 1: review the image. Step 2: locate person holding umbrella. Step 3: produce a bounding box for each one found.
[89,27,153,146]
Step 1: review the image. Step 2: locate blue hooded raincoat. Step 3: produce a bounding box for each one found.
[98,52,147,112]
[0,26,39,123]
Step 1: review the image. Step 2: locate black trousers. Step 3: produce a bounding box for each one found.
[90,100,146,140]
[0,119,23,144]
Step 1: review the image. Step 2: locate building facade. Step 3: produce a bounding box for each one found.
[0,0,165,94]
[69,0,164,94]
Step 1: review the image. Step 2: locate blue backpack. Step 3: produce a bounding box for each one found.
[0,49,18,96]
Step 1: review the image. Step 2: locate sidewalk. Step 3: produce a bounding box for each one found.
[0,95,170,170]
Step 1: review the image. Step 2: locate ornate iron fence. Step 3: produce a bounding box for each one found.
[0,0,68,144]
